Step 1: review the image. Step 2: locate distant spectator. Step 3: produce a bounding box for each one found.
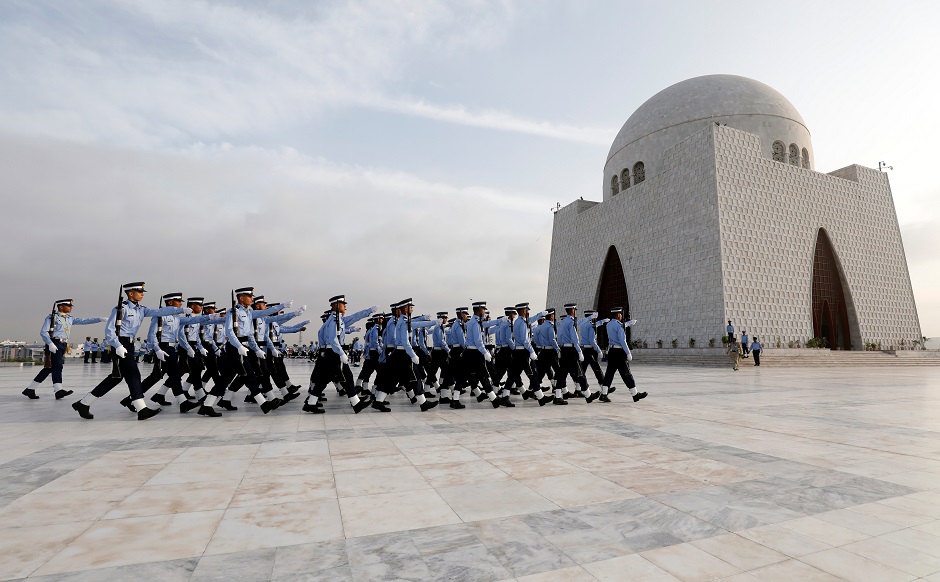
[740,331,750,358]
[726,335,740,371]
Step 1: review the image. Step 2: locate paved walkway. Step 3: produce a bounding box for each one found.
[1,361,939,581]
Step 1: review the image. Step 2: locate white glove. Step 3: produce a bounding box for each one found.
[369,305,378,313]
[115,345,127,359]
[627,352,633,362]
[411,354,420,365]
[183,307,193,315]
[155,349,168,361]
[340,353,349,365]
[530,322,539,330]
[589,312,598,320]
[530,351,538,361]
[185,347,196,358]
[270,347,281,358]
[626,319,638,327]
[255,349,266,359]
[483,351,492,362]
[578,352,584,362]
[47,343,58,354]
[300,304,307,313]
[285,300,294,309]
[198,345,208,356]
[537,310,548,318]
[237,344,249,357]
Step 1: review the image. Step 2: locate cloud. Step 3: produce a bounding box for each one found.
[0,0,602,147]
[0,135,553,341]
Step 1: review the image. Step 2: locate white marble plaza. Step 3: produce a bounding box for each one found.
[1,360,939,581]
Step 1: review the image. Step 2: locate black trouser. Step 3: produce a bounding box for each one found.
[91,350,98,363]
[461,349,495,393]
[144,343,185,396]
[741,342,749,356]
[414,349,430,382]
[225,343,264,397]
[90,338,144,400]
[449,347,468,390]
[602,347,635,389]
[580,346,604,384]
[427,349,451,387]
[534,348,559,387]
[505,348,536,391]
[184,342,204,389]
[201,342,222,388]
[390,350,424,396]
[752,349,761,366]
[557,347,589,391]
[101,349,111,364]
[309,350,353,397]
[84,349,91,363]
[358,349,379,383]
[214,342,250,397]
[33,339,66,384]
[485,346,497,382]
[270,352,291,388]
[492,346,513,385]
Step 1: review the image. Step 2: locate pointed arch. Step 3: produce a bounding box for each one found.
[596,246,630,343]
[811,229,860,350]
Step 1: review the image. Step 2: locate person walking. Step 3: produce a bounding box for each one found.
[751,337,762,366]
[740,330,750,359]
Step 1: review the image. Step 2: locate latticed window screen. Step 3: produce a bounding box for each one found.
[812,230,852,349]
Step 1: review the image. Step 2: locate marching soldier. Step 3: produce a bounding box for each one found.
[505,303,552,406]
[391,298,438,411]
[601,308,647,402]
[579,310,610,387]
[533,308,566,404]
[465,301,503,407]
[264,302,309,400]
[23,299,104,400]
[491,307,516,394]
[179,297,212,401]
[556,303,599,403]
[72,282,186,420]
[425,312,452,401]
[355,314,382,396]
[198,302,223,394]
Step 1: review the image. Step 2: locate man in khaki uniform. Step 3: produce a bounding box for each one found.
[726,335,741,371]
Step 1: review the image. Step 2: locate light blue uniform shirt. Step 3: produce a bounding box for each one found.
[512,317,535,355]
[394,317,417,358]
[606,319,632,356]
[149,313,210,348]
[494,317,514,347]
[432,324,449,352]
[365,326,379,351]
[41,313,103,344]
[104,301,183,350]
[447,320,466,348]
[750,340,762,351]
[556,315,583,356]
[578,317,607,351]
[532,321,560,351]
[464,315,498,355]
[225,306,262,351]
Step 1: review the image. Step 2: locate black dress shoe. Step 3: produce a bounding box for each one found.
[585,391,600,404]
[151,394,171,406]
[119,396,136,413]
[562,392,571,400]
[553,397,568,405]
[318,395,328,402]
[573,390,585,398]
[337,389,346,397]
[490,398,501,408]
[521,390,533,401]
[288,385,301,393]
[302,401,325,414]
[260,400,277,414]
[632,392,648,403]
[218,399,237,411]
[22,388,39,400]
[352,398,371,414]
[198,405,222,417]
[72,401,94,419]
[609,387,617,393]
[283,391,300,403]
[371,401,391,412]
[419,399,439,412]
[499,397,516,408]
[510,388,521,396]
[409,396,418,404]
[599,394,612,403]
[438,396,451,404]
[476,393,487,403]
[54,389,73,400]
[449,400,466,409]
[244,394,255,403]
[538,395,553,406]
[179,400,200,413]
[138,407,162,421]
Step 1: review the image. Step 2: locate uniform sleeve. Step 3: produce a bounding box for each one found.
[253,304,284,317]
[343,306,375,326]
[399,322,417,358]
[147,318,159,347]
[145,305,185,318]
[225,311,242,349]
[279,321,309,334]
[268,309,301,324]
[39,315,53,345]
[72,317,105,325]
[103,307,119,349]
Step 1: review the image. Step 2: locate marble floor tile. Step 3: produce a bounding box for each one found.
[174,443,259,463]
[489,456,583,480]
[545,527,635,563]
[104,480,240,519]
[424,544,513,582]
[415,460,509,488]
[641,542,741,581]
[846,501,936,527]
[813,507,906,536]
[737,524,833,557]
[841,536,940,577]
[272,538,348,579]
[339,489,461,538]
[800,547,916,581]
[256,439,329,458]
[689,533,787,570]
[329,452,412,473]
[521,472,640,508]
[400,444,482,465]
[775,516,870,546]
[878,527,940,558]
[34,463,164,493]
[244,455,334,478]
[205,499,343,555]
[230,472,336,508]
[746,559,844,581]
[603,466,705,496]
[583,553,681,581]
[334,465,431,497]
[0,521,93,580]
[0,487,135,527]
[515,565,598,581]
[34,510,224,576]
[436,480,558,522]
[145,458,252,486]
[190,548,276,582]
[25,557,198,582]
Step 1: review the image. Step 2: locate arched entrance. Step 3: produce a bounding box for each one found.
[811,229,853,350]
[596,246,630,345]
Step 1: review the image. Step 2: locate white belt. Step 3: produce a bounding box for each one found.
[395,346,407,350]
[515,346,529,350]
[610,345,624,349]
[497,344,511,348]
[561,343,575,347]
[433,347,447,351]
[449,344,463,348]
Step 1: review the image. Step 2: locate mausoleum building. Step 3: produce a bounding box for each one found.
[546,74,921,349]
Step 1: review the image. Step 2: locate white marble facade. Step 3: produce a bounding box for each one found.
[547,75,921,349]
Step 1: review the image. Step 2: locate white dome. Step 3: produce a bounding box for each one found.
[604,75,813,200]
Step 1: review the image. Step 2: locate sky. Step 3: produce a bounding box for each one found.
[1,0,938,342]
